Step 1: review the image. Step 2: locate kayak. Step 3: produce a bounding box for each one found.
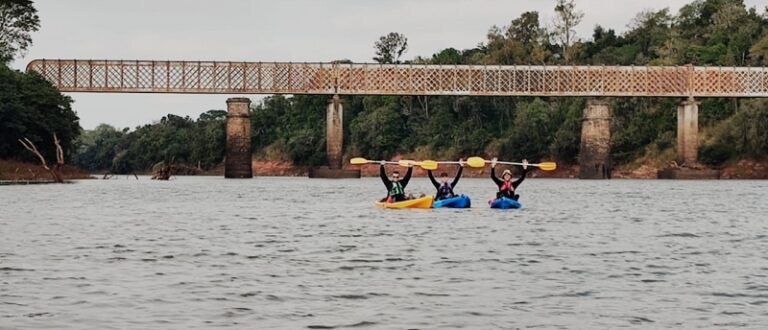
[375,195,434,209]
[432,195,471,209]
[489,197,522,209]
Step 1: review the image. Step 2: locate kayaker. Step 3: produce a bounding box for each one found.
[427,159,465,201]
[491,158,528,200]
[380,161,413,203]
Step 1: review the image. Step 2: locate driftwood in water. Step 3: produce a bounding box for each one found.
[102,172,139,180]
[151,162,204,180]
[17,134,65,183]
[151,161,174,180]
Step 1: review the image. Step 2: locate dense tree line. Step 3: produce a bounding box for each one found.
[0,64,80,163]
[6,0,768,173]
[243,0,768,167]
[72,111,227,172]
[0,0,80,165]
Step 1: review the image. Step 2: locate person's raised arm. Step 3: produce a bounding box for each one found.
[401,166,413,188]
[490,166,503,186]
[380,164,392,190]
[451,166,463,188]
[512,168,527,188]
[427,170,439,189]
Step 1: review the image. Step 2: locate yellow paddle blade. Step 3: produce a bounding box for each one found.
[538,162,557,171]
[349,157,370,165]
[397,160,416,167]
[420,160,438,171]
[467,157,487,168]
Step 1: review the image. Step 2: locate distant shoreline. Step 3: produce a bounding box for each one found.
[3,158,766,181]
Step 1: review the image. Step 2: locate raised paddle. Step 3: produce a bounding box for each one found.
[399,160,438,171]
[349,158,438,171]
[466,156,558,171]
[418,160,468,171]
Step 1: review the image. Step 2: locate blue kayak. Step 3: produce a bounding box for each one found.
[489,197,522,209]
[432,195,471,209]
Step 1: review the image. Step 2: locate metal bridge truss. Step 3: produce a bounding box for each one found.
[26,59,768,97]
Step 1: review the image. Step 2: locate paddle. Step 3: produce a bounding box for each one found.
[466,157,558,171]
[349,158,438,171]
[418,160,467,169]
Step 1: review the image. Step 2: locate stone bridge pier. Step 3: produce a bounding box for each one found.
[225,97,253,178]
[309,95,361,178]
[676,98,699,166]
[658,98,720,179]
[579,100,612,179]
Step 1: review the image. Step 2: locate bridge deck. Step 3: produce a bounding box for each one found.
[26,59,768,97]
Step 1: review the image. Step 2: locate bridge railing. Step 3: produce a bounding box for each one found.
[26,59,768,97]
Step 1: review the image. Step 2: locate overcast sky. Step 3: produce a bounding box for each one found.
[9,0,766,129]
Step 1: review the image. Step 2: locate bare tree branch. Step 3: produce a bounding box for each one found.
[17,134,65,183]
[54,133,64,165]
[18,138,49,170]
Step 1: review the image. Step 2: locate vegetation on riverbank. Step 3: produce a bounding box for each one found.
[74,0,768,176]
[0,159,91,181]
[2,0,768,178]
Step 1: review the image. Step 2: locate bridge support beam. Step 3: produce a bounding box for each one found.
[579,100,612,179]
[225,97,253,178]
[658,98,720,179]
[677,98,699,166]
[327,95,343,169]
[309,95,360,178]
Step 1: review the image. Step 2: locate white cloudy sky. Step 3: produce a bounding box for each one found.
[9,0,766,129]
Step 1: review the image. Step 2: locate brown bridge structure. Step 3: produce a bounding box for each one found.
[26,59,768,179]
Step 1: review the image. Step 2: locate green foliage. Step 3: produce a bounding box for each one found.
[553,0,585,63]
[225,0,768,167]
[610,98,677,163]
[0,0,40,63]
[349,97,408,159]
[72,110,226,173]
[497,99,557,161]
[0,64,80,161]
[52,0,768,171]
[72,124,126,171]
[373,32,408,64]
[251,95,327,166]
[700,99,768,165]
[700,142,734,166]
[549,100,584,162]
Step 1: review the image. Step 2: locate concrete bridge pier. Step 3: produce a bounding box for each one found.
[658,98,720,179]
[579,100,612,179]
[309,95,361,178]
[225,97,253,178]
[327,94,343,169]
[676,98,699,166]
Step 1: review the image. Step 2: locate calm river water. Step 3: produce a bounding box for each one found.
[1,177,767,329]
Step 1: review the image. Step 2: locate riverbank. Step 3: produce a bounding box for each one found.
[242,157,768,179]
[0,160,93,181]
[20,157,762,180]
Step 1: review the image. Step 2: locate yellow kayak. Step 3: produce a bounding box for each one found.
[375,196,434,209]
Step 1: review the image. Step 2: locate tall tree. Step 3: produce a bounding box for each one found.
[373,32,408,64]
[553,0,584,63]
[0,64,80,161]
[507,11,543,47]
[0,0,40,64]
[751,32,768,64]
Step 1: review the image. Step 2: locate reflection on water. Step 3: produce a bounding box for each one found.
[1,177,767,329]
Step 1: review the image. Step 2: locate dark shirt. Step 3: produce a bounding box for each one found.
[380,165,412,197]
[428,167,463,200]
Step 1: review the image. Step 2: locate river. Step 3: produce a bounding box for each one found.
[1,177,767,329]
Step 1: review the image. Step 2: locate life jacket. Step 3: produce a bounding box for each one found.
[500,180,514,193]
[438,182,454,198]
[389,181,405,196]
